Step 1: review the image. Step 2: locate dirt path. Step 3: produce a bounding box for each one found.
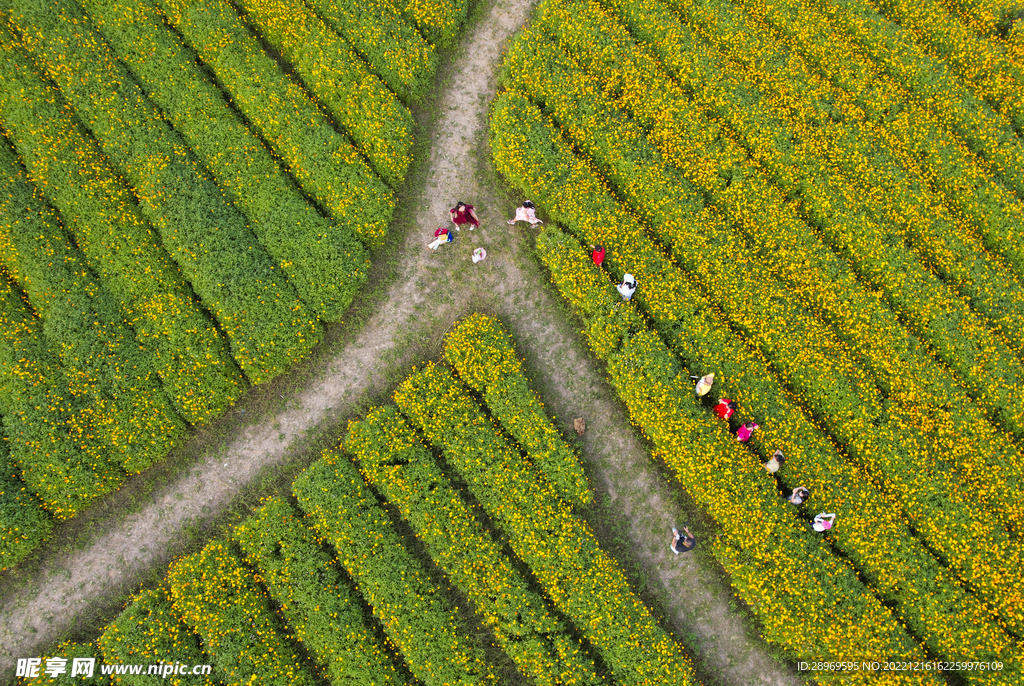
[0,1,801,683]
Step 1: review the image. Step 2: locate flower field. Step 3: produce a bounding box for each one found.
[41,315,711,685]
[490,0,1024,678]
[0,0,468,567]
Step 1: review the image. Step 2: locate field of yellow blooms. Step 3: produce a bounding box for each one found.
[0,0,467,567]
[490,0,1024,680]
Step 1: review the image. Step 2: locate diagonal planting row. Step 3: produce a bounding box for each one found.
[489,94,1024,658]
[347,404,603,686]
[531,222,1023,682]
[80,0,372,320]
[0,410,52,568]
[393,362,700,686]
[528,0,1024,444]
[148,0,395,245]
[442,313,591,506]
[500,16,1024,537]
[0,139,185,474]
[0,30,242,426]
[228,0,413,188]
[3,0,321,385]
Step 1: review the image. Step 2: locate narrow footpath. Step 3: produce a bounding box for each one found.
[0,1,801,683]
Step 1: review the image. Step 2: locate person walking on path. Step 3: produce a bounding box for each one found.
[713,398,737,421]
[812,513,836,532]
[590,244,605,266]
[450,201,480,230]
[784,486,810,505]
[428,227,455,250]
[670,525,697,554]
[617,273,637,301]
[691,373,715,398]
[764,449,785,473]
[507,200,542,228]
[736,421,759,442]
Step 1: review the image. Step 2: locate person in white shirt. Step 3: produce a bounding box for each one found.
[617,273,637,301]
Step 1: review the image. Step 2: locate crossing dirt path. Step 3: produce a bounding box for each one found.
[0,1,801,683]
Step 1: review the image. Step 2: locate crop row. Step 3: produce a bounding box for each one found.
[938,0,1021,38]
[401,0,470,47]
[0,418,53,569]
[166,540,319,686]
[293,450,498,686]
[0,275,123,521]
[228,0,413,188]
[304,0,437,104]
[234,497,408,686]
[0,138,185,473]
[489,93,1024,649]
[5,0,322,385]
[16,642,105,686]
[493,55,1024,603]
[442,313,591,506]
[98,585,215,686]
[147,0,394,246]
[0,33,243,425]
[725,0,1024,199]
[348,404,603,686]
[510,1,1024,534]
[864,0,1024,127]
[81,0,372,321]
[395,362,699,686]
[596,0,1024,355]
[533,0,1024,445]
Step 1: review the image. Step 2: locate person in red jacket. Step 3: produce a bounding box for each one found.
[713,398,737,420]
[590,244,605,266]
[450,201,480,230]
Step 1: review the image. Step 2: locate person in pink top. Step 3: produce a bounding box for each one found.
[736,421,759,442]
[507,200,543,228]
[449,201,480,230]
[812,513,836,532]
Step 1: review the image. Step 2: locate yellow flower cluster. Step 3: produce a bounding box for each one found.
[293,450,499,686]
[443,313,592,505]
[98,585,210,685]
[81,0,373,319]
[234,497,407,686]
[223,0,414,189]
[166,540,319,686]
[305,0,438,104]
[348,404,602,686]
[0,421,54,570]
[7,0,321,385]
[0,27,243,425]
[401,0,469,47]
[393,363,700,686]
[534,224,1024,679]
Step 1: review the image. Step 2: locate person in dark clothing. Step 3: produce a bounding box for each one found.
[670,525,696,554]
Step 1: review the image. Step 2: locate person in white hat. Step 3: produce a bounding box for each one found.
[691,372,714,397]
[812,512,836,532]
[616,273,637,301]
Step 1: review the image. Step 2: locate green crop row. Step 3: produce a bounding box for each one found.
[98,585,219,686]
[234,497,408,686]
[394,363,700,686]
[864,0,1024,127]
[304,0,437,104]
[489,92,1024,641]
[229,0,413,188]
[348,404,603,686]
[0,32,243,425]
[4,0,321,384]
[0,139,185,473]
[293,450,499,686]
[166,540,318,686]
[81,0,371,321]
[593,0,1024,354]
[443,313,591,506]
[0,419,53,570]
[0,274,122,521]
[804,0,1024,188]
[530,223,952,681]
[532,0,1024,444]
[503,13,1024,536]
[401,0,470,47]
[17,642,108,685]
[149,0,394,246]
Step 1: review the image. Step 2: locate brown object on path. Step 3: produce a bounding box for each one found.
[574,417,585,435]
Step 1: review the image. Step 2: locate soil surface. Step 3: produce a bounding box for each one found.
[0,1,802,684]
